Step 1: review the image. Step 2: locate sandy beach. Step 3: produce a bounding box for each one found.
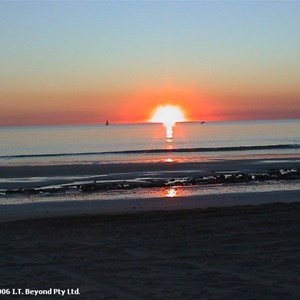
[1,157,300,299]
[1,202,300,299]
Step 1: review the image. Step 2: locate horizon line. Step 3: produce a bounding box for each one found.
[0,117,299,128]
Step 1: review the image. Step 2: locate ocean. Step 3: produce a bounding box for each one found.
[0,119,300,207]
[1,119,300,166]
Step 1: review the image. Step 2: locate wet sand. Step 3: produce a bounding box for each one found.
[1,158,300,179]
[0,190,300,223]
[1,202,300,299]
[1,157,300,191]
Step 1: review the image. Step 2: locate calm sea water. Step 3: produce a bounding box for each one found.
[0,119,299,166]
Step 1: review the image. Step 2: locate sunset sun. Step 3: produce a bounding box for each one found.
[150,105,186,126]
[150,105,186,139]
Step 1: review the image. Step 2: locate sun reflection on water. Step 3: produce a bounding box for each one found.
[166,137,173,144]
[166,143,173,150]
[165,123,174,140]
[165,158,174,163]
[153,187,180,198]
[166,187,177,198]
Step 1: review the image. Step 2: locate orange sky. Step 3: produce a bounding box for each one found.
[0,2,299,126]
[1,80,299,126]
[0,94,299,127]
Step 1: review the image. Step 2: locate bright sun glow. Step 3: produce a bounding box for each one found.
[150,105,186,139]
[150,105,186,126]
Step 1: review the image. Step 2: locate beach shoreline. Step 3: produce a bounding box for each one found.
[1,157,299,192]
[1,156,300,223]
[1,157,300,178]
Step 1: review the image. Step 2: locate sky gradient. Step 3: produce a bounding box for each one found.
[0,1,299,126]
